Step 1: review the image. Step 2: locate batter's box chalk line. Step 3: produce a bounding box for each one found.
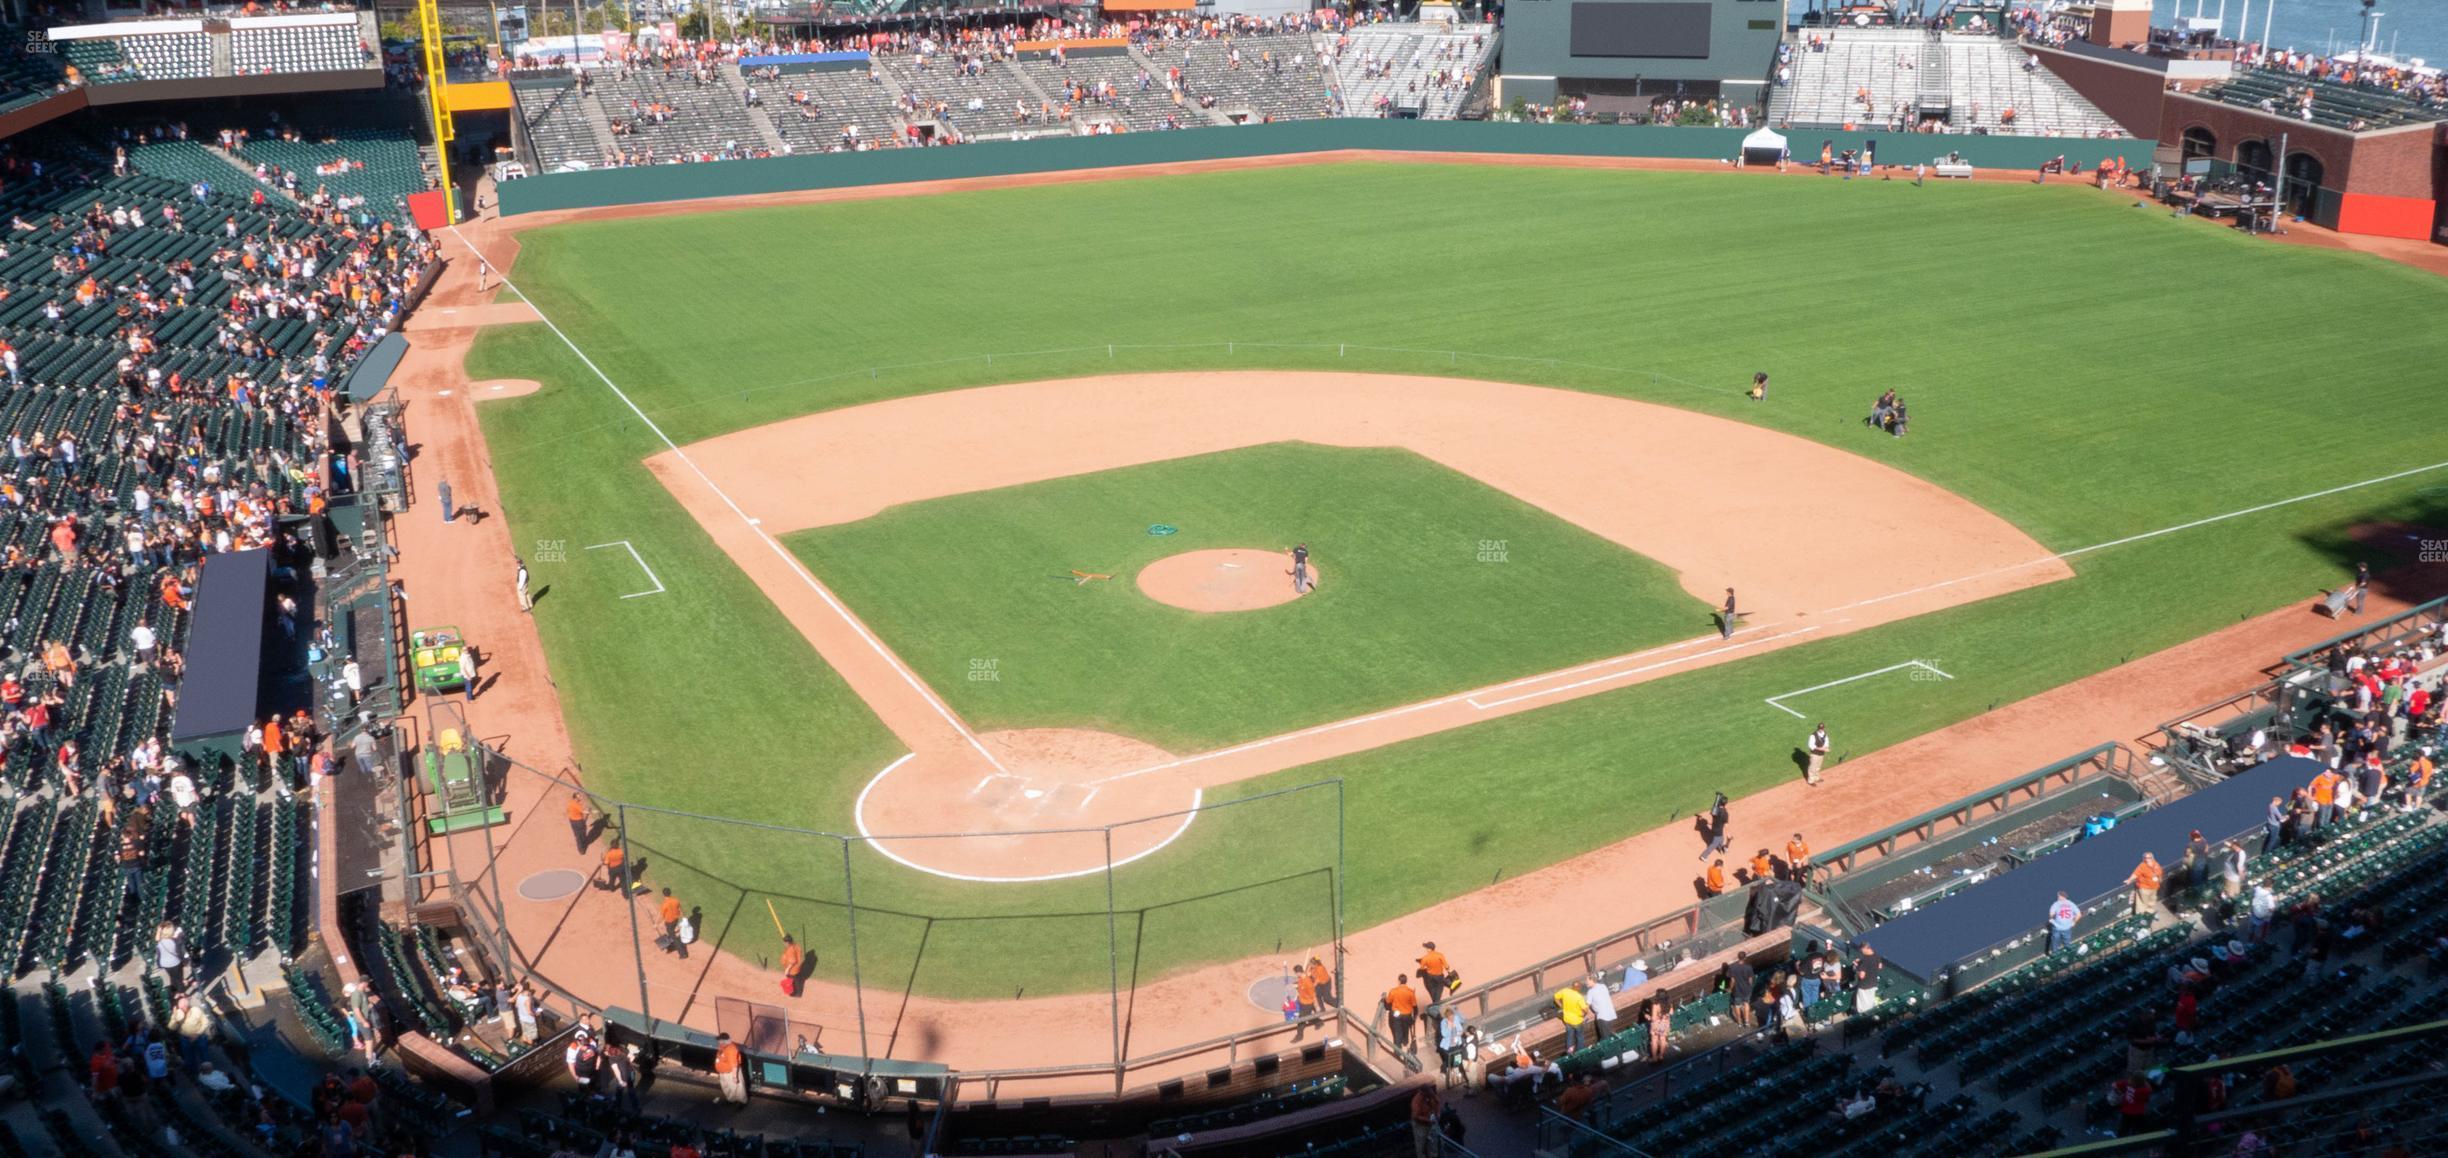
[1763,660,1953,719]
[583,540,666,600]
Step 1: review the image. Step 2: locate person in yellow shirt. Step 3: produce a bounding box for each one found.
[1554,985,1591,1052]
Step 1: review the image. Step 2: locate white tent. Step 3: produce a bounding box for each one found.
[1740,128,1790,166]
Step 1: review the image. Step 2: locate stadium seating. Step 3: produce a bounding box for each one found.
[0,50,68,113]
[760,64,911,153]
[876,55,1045,142]
[2199,68,2448,132]
[1153,33,1335,123]
[594,65,769,161]
[1012,51,1188,132]
[1323,24,1493,120]
[236,128,428,215]
[62,29,214,85]
[1771,28,2124,136]
[231,23,373,76]
[512,76,609,171]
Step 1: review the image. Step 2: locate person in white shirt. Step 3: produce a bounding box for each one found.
[2248,884,2278,941]
[1583,974,1618,1043]
[1805,725,1830,786]
[130,622,156,667]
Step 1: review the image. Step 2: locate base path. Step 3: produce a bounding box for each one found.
[649,371,2070,879]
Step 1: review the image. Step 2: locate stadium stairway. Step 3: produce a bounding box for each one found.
[1771,28,2123,136]
[718,62,790,155]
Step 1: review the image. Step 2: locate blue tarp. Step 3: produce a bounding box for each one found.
[1868,756,2322,984]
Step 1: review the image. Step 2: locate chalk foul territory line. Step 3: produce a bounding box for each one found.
[585,540,666,599]
[457,227,1011,779]
[1763,659,1953,719]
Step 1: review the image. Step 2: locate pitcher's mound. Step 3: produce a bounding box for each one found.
[1138,549,1320,612]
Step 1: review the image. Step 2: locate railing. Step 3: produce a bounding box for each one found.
[1807,742,2129,875]
[2275,594,2448,676]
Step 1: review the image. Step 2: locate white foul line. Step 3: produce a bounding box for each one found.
[1763,659,1952,719]
[455,226,1011,779]
[584,540,665,599]
[1085,626,1825,788]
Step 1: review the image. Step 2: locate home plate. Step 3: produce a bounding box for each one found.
[1040,784,1097,815]
[971,773,1023,807]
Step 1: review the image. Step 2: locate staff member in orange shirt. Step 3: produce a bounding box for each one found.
[1291,963,1321,1036]
[1381,974,1420,1053]
[1415,942,1455,1005]
[658,889,683,938]
[1307,955,1335,1010]
[566,793,589,854]
[599,843,627,893]
[1785,833,1812,881]
[779,935,805,998]
[712,1032,747,1106]
[1750,849,1775,882]
[2127,853,2164,917]
[1705,859,1728,897]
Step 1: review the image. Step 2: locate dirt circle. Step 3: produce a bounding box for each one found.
[855,728,1205,882]
[1137,549,1320,612]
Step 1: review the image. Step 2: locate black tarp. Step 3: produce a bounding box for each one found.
[1867,756,2321,984]
[341,332,408,404]
[169,548,269,750]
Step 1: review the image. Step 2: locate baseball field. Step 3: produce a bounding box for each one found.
[461,159,2448,1006]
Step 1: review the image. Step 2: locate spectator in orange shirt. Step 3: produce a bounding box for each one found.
[2128,853,2164,917]
[2311,769,2342,828]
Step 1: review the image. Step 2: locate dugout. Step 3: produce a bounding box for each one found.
[1497,0,1787,109]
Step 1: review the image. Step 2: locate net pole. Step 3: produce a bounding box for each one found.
[617,804,651,1022]
[1333,781,1348,1049]
[842,838,872,1068]
[1105,826,1124,1095]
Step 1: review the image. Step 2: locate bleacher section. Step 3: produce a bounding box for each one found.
[1155,33,1334,122]
[876,55,1043,142]
[1324,24,1493,120]
[2200,68,2448,132]
[1013,50,1186,132]
[511,76,608,171]
[61,28,213,85]
[231,21,372,76]
[237,128,426,213]
[765,65,908,152]
[594,65,766,161]
[0,51,68,113]
[1772,28,2124,136]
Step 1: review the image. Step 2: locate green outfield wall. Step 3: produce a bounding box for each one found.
[495,119,2157,216]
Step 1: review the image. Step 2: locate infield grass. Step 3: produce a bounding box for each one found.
[788,443,1709,751]
[468,161,2448,1006]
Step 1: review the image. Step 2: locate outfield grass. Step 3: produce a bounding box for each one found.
[468,162,2448,1005]
[788,443,1708,751]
